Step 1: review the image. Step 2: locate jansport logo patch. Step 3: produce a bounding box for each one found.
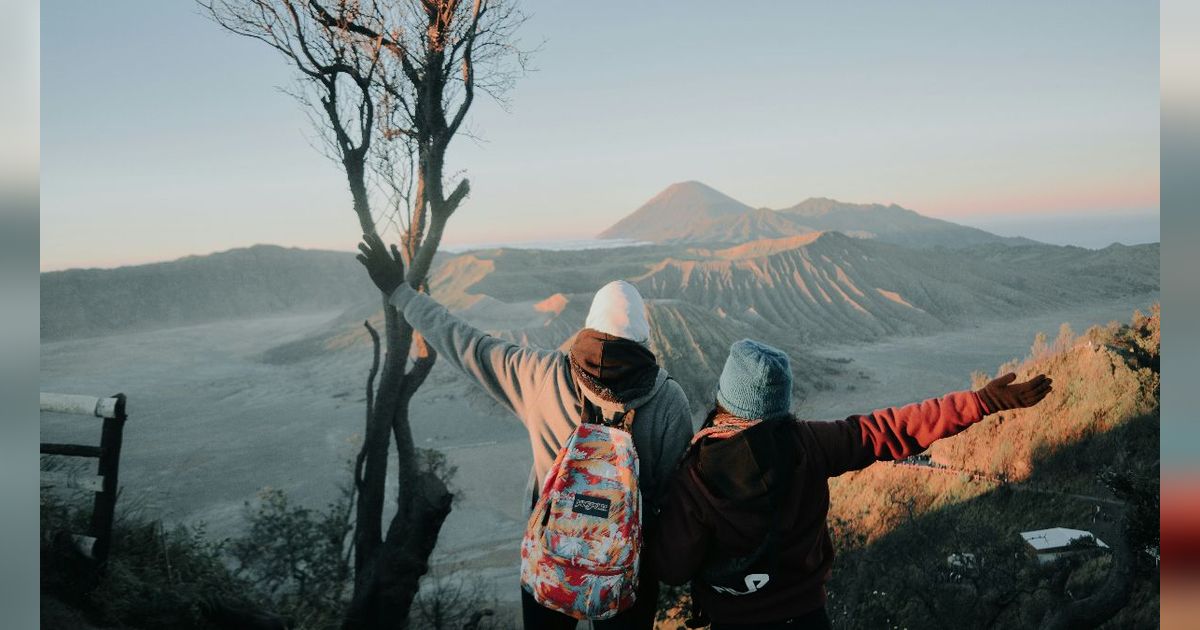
[572,494,611,518]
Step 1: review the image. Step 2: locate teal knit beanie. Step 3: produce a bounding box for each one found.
[716,339,793,420]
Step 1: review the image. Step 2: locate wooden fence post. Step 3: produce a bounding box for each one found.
[89,393,127,566]
[40,392,129,569]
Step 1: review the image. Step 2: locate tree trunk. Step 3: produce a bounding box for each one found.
[343,134,458,630]
[345,157,395,582]
[343,414,452,629]
[374,464,454,628]
[341,13,480,625]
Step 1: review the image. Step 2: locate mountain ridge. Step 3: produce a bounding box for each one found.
[599,181,1038,248]
[42,237,1160,413]
[598,180,753,242]
[256,232,1157,410]
[40,244,376,341]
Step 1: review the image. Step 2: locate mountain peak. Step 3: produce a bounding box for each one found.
[598,182,752,241]
[665,179,709,190]
[599,181,1032,248]
[787,197,864,215]
[647,181,747,207]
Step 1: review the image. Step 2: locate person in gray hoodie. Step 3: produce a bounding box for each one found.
[357,233,694,629]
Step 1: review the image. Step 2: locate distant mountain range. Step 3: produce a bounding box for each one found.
[633,232,1157,343]
[41,245,375,341]
[598,181,1037,248]
[42,233,1159,409]
[415,233,1157,406]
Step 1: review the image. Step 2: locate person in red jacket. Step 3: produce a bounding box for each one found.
[651,339,1052,630]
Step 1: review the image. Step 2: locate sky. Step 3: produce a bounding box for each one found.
[41,1,1159,271]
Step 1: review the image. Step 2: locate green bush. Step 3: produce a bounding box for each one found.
[41,488,243,630]
[41,448,481,630]
[229,486,353,629]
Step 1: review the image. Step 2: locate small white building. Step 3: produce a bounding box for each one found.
[1019,527,1109,565]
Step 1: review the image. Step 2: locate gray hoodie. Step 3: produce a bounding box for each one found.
[392,290,696,515]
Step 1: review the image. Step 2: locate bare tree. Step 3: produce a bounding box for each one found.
[200,2,528,627]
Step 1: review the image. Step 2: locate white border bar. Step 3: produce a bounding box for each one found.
[40,393,120,419]
[40,472,105,493]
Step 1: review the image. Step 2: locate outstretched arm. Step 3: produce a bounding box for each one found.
[800,373,1052,477]
[395,291,559,419]
[357,234,558,420]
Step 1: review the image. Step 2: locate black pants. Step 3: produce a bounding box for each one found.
[709,607,832,630]
[520,577,660,630]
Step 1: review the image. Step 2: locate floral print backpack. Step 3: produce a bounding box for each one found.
[520,405,643,620]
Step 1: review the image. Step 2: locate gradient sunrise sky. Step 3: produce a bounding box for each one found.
[40,0,1159,271]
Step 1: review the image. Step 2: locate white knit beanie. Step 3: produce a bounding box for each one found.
[584,280,650,344]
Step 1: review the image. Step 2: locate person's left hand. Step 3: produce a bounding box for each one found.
[356,233,406,295]
[975,372,1053,414]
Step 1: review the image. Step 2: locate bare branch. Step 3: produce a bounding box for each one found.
[363,319,382,432]
[442,178,470,217]
[356,319,382,492]
[400,332,438,400]
[310,0,423,86]
[446,0,484,138]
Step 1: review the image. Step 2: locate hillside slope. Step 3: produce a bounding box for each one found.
[632,232,1158,345]
[823,307,1160,628]
[258,235,1157,414]
[780,197,1036,248]
[40,245,376,341]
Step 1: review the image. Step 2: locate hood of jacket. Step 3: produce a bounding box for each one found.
[578,366,670,417]
[570,327,662,413]
[689,420,797,513]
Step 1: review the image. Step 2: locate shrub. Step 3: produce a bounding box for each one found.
[41,488,245,630]
[229,485,353,628]
[410,567,501,630]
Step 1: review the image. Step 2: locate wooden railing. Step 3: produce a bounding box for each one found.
[40,392,128,566]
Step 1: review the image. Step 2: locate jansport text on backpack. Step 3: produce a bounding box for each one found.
[520,421,642,620]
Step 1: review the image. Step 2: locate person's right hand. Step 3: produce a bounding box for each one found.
[975,372,1053,414]
[356,232,406,295]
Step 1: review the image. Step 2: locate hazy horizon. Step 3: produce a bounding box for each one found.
[42,1,1158,271]
[38,207,1161,273]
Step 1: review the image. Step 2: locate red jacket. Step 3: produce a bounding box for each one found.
[651,391,988,625]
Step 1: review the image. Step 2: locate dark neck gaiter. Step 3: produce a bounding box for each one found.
[568,328,659,405]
